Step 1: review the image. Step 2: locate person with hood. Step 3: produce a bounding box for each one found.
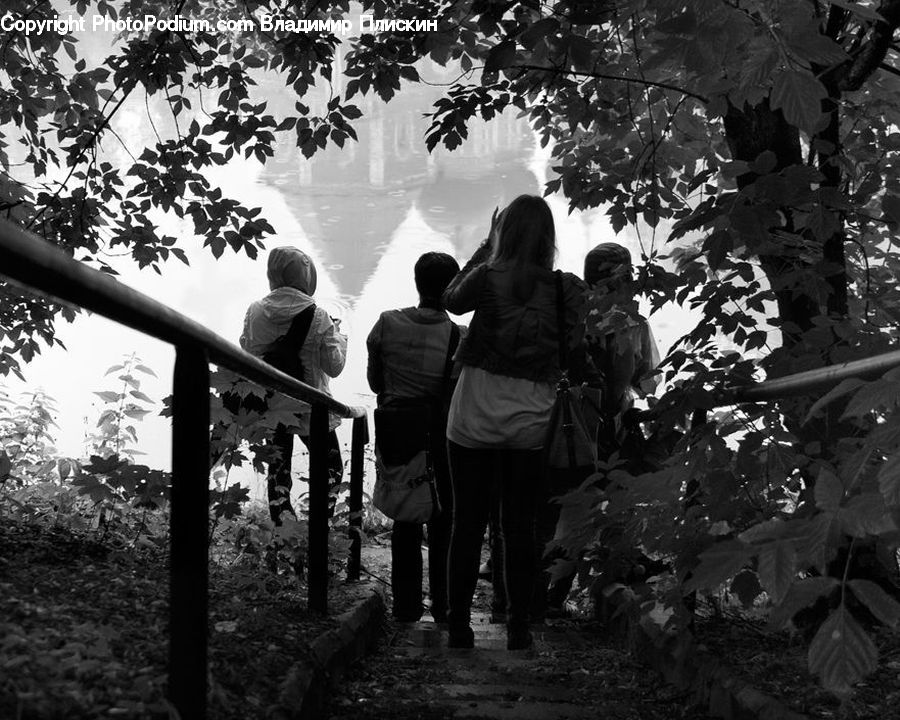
[581,242,659,457]
[241,246,347,524]
[366,252,462,623]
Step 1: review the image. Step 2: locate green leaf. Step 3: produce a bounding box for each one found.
[848,579,900,628]
[519,18,558,49]
[795,513,838,572]
[878,450,900,507]
[842,380,900,419]
[104,363,125,376]
[134,364,157,377]
[839,492,896,537]
[94,391,122,403]
[882,194,900,226]
[129,390,154,403]
[0,450,10,479]
[768,577,839,630]
[770,69,827,135]
[805,377,866,424]
[814,469,843,513]
[757,540,796,604]
[808,605,878,696]
[738,518,789,544]
[787,29,848,66]
[750,150,777,175]
[484,40,516,73]
[683,540,752,594]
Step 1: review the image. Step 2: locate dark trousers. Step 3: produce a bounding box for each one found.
[537,468,590,609]
[489,468,585,617]
[268,424,343,525]
[391,440,453,620]
[446,441,543,629]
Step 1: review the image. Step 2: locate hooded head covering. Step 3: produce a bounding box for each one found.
[584,243,632,287]
[267,246,317,295]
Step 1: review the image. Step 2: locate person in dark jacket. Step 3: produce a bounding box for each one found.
[442,195,586,650]
[367,252,462,623]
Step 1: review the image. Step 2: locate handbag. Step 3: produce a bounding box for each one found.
[373,444,438,524]
[372,322,460,523]
[544,271,597,472]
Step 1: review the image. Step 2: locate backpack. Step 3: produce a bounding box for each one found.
[262,304,316,381]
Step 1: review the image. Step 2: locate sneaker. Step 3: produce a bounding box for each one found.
[447,625,475,649]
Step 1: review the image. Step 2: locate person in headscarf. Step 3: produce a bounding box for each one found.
[241,246,347,524]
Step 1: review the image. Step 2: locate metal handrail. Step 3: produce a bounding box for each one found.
[630,347,900,424]
[0,218,365,419]
[0,218,369,719]
[721,348,900,404]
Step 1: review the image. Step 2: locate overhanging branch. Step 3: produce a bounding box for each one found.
[840,0,900,90]
[508,64,709,103]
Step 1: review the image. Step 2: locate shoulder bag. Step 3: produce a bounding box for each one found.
[262,304,317,380]
[544,272,597,472]
[373,322,460,523]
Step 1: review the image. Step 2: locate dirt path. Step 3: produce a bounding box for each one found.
[325,542,711,719]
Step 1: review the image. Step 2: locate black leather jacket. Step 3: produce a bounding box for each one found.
[443,244,586,383]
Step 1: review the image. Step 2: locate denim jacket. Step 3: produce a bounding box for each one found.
[443,245,587,383]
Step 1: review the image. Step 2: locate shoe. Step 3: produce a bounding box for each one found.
[447,625,475,649]
[506,624,533,651]
[428,600,448,623]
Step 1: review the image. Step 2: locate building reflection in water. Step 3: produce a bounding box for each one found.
[15,43,691,487]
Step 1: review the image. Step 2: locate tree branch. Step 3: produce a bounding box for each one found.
[508,64,708,103]
[840,0,900,90]
[25,0,189,232]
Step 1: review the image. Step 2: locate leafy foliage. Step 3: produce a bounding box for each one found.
[4,0,900,699]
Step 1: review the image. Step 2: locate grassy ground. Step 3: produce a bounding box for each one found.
[694,609,900,719]
[0,516,358,719]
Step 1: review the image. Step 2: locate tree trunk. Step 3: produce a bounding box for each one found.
[723,100,823,348]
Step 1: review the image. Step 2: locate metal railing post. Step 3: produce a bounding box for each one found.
[308,403,330,613]
[169,345,210,718]
[347,415,368,582]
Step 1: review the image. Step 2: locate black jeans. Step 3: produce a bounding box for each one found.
[391,438,453,620]
[446,441,543,629]
[268,424,343,525]
[488,467,587,617]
